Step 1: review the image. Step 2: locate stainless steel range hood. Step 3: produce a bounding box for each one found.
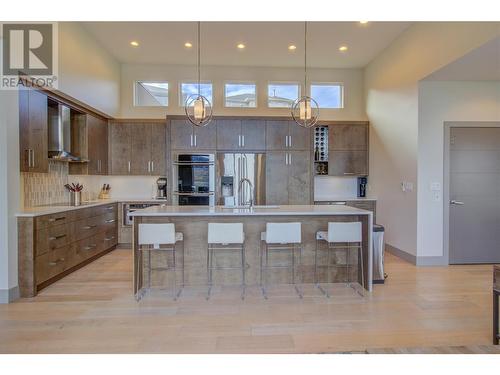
[48,103,87,162]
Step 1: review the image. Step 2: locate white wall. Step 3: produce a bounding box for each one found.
[417,81,500,259]
[364,22,499,257]
[120,64,366,120]
[58,22,120,117]
[0,88,20,302]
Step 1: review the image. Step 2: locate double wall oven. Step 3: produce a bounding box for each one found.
[173,154,215,205]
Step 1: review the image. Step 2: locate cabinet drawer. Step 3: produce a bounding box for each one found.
[35,245,72,284]
[102,228,118,248]
[72,235,103,263]
[99,211,118,231]
[73,216,102,241]
[72,206,95,221]
[35,223,72,256]
[93,203,117,217]
[35,211,73,230]
[495,266,500,291]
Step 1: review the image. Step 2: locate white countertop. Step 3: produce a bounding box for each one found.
[314,197,377,202]
[16,198,168,217]
[129,204,372,217]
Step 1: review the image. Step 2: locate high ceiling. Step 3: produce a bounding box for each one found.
[424,36,500,81]
[81,22,411,69]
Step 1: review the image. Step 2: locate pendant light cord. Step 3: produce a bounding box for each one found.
[197,21,201,95]
[304,21,307,95]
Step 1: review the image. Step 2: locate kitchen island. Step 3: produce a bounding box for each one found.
[130,205,373,297]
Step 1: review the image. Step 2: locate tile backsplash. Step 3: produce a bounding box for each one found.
[22,161,71,207]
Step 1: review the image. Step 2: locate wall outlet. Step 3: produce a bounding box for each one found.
[433,191,441,202]
[430,182,441,191]
[401,181,414,192]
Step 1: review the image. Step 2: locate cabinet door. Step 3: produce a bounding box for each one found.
[86,115,102,175]
[329,124,368,150]
[328,150,368,176]
[110,123,131,175]
[150,123,166,175]
[171,119,194,150]
[266,120,289,150]
[130,123,152,175]
[289,121,311,151]
[97,118,109,175]
[21,89,48,173]
[194,121,216,149]
[216,119,241,150]
[265,152,289,205]
[242,119,266,150]
[288,151,311,204]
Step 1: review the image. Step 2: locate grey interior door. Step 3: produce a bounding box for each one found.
[449,127,500,264]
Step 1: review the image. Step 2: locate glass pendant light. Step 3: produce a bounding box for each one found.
[291,22,319,128]
[185,22,213,127]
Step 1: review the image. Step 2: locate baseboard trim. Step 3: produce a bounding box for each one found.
[386,244,416,265]
[416,256,448,266]
[0,286,20,304]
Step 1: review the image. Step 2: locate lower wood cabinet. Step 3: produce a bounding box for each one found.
[18,203,118,297]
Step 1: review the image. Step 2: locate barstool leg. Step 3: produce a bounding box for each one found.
[241,243,246,300]
[293,244,303,299]
[261,243,268,299]
[345,245,350,287]
[316,241,330,298]
[206,245,212,300]
[148,249,152,294]
[358,244,365,297]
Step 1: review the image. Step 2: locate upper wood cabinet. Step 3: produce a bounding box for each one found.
[266,150,311,205]
[216,119,266,150]
[69,114,108,175]
[266,120,310,151]
[19,88,49,173]
[328,123,369,176]
[110,122,167,175]
[171,119,216,150]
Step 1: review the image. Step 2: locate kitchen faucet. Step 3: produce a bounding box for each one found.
[238,178,254,208]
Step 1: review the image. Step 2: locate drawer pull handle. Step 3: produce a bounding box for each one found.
[104,236,115,241]
[49,258,65,266]
[83,244,97,250]
[49,216,66,222]
[49,234,67,241]
[83,224,97,230]
[105,219,116,223]
[343,172,355,175]
[106,206,114,210]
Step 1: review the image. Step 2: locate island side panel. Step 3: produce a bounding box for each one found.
[133,214,372,292]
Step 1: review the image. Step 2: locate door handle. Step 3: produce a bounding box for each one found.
[450,200,464,205]
[238,135,241,148]
[242,135,245,147]
[288,135,292,148]
[194,134,197,147]
[285,135,289,148]
[128,161,131,173]
[151,161,154,172]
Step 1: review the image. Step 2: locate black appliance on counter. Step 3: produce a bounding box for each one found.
[357,177,367,198]
[173,154,215,206]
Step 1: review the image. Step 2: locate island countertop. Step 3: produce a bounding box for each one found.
[129,204,372,217]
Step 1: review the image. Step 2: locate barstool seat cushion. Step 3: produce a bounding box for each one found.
[208,223,244,244]
[327,222,362,243]
[139,223,179,248]
[263,222,301,244]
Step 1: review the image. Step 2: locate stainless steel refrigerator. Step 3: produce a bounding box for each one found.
[216,153,266,206]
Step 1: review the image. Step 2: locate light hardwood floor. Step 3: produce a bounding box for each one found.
[0,249,496,353]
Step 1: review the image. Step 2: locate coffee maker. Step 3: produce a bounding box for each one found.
[156,177,167,200]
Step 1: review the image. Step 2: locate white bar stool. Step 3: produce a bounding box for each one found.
[137,223,184,301]
[260,222,303,299]
[207,223,246,300]
[315,221,364,297]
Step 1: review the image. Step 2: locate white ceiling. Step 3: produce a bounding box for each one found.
[424,36,500,81]
[81,22,411,69]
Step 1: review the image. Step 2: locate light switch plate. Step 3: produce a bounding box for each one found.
[430,182,441,191]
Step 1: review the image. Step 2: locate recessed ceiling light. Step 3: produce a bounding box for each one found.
[130,41,139,47]
[237,43,246,49]
[184,42,193,48]
[359,21,369,24]
[288,45,297,51]
[339,45,348,52]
